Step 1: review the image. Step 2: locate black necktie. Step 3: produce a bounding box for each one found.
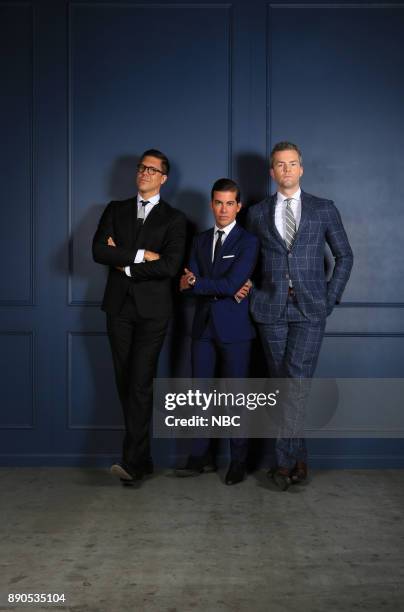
[213,230,225,263]
[134,200,149,244]
[138,200,150,224]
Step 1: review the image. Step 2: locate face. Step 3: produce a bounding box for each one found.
[211,190,241,228]
[270,149,303,193]
[136,155,167,198]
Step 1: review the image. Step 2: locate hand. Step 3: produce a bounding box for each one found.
[180,268,195,291]
[144,250,160,261]
[115,266,124,272]
[234,279,252,301]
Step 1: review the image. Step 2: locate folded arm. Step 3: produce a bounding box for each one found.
[191,239,259,297]
[92,203,137,267]
[127,213,187,281]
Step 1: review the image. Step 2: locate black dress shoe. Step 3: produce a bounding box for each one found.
[175,455,217,477]
[269,467,292,491]
[225,461,246,485]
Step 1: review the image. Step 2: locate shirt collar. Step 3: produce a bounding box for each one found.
[214,219,237,237]
[276,188,301,205]
[137,193,160,207]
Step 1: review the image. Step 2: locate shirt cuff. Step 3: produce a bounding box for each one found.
[124,266,131,277]
[135,249,145,264]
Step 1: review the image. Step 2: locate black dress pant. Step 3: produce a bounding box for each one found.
[106,295,168,469]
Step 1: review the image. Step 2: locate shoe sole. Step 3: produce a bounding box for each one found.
[111,464,133,481]
[225,477,245,486]
[174,465,217,478]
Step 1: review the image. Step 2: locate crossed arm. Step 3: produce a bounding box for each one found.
[92,202,186,281]
[180,237,259,301]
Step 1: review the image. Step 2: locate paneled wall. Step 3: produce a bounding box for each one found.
[1,0,403,466]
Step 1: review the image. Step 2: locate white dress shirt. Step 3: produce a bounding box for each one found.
[125,193,160,277]
[211,220,236,261]
[274,188,302,241]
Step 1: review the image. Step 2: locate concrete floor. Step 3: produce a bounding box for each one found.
[1,468,404,612]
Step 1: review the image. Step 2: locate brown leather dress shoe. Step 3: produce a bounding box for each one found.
[290,461,308,484]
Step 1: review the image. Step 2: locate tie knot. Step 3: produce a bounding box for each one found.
[140,200,149,207]
[217,230,224,238]
[285,198,293,207]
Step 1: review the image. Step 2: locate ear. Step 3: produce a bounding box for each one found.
[161,175,168,185]
[236,202,242,213]
[270,167,275,180]
[299,166,304,178]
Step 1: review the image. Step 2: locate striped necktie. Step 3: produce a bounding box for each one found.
[285,198,296,250]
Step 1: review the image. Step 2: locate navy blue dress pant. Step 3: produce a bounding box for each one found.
[190,317,251,463]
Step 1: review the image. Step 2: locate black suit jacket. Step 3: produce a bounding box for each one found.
[92,196,187,318]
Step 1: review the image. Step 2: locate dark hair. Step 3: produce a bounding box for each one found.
[270,141,303,168]
[210,178,241,203]
[140,149,170,175]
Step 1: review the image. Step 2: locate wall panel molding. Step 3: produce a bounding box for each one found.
[0,2,35,307]
[0,331,35,429]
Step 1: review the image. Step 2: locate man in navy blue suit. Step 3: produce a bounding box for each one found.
[246,142,353,490]
[175,178,259,485]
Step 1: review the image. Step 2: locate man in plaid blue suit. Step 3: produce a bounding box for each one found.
[246,142,353,490]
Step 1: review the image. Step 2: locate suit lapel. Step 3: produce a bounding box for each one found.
[293,190,312,245]
[220,223,241,256]
[203,228,215,273]
[125,197,138,245]
[267,195,288,250]
[142,199,166,228]
[211,224,241,272]
[133,198,166,246]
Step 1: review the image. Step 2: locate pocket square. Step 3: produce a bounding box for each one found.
[222,254,235,258]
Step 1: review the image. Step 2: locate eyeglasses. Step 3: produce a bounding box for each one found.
[136,163,165,176]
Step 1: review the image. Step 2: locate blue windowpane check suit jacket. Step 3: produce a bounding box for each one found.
[246,191,353,322]
[188,224,260,343]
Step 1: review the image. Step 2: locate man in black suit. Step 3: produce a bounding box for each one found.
[92,149,186,485]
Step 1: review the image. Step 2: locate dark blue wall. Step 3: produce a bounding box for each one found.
[1,0,404,467]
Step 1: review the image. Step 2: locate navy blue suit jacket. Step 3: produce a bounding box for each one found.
[188,224,259,343]
[246,191,353,323]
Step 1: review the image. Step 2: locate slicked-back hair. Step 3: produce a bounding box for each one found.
[140,149,170,175]
[270,141,303,168]
[211,178,241,203]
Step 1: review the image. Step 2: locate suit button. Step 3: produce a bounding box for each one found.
[288,253,292,258]
[285,274,289,279]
